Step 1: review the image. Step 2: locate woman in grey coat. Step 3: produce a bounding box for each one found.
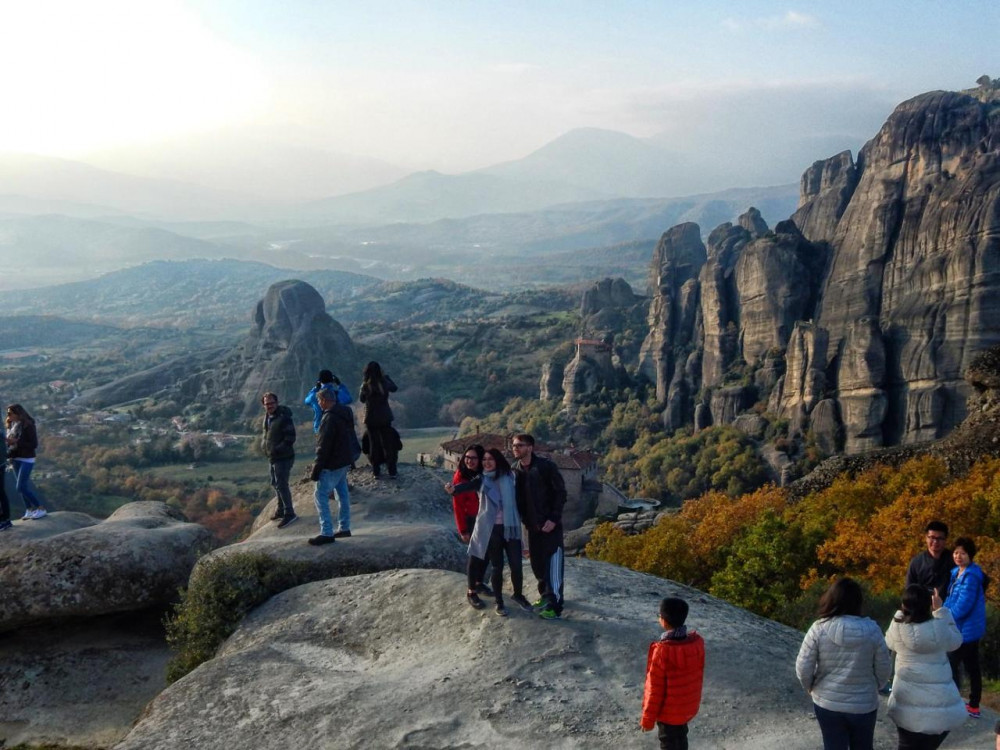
[448,448,530,617]
[796,578,892,750]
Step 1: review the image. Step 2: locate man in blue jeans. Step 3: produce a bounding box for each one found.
[0,424,11,531]
[308,388,354,545]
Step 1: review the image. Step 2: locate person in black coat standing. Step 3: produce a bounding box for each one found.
[308,388,355,545]
[0,421,10,531]
[260,392,297,528]
[359,361,399,479]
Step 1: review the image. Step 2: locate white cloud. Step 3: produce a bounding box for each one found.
[723,10,821,32]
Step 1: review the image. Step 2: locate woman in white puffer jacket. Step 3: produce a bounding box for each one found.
[885,584,967,750]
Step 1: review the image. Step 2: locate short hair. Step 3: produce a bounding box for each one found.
[895,584,932,625]
[926,520,949,537]
[953,536,977,559]
[659,597,688,627]
[316,389,336,404]
[817,577,864,619]
[261,392,278,405]
[513,433,535,446]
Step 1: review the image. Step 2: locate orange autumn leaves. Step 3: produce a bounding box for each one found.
[587,455,1000,614]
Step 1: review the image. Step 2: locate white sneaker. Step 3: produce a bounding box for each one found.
[31,508,47,519]
[21,510,32,520]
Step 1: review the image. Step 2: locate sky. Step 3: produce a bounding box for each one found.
[0,0,997,180]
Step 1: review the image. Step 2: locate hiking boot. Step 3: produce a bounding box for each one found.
[537,606,561,620]
[277,514,298,529]
[511,594,533,611]
[495,601,508,617]
[967,704,981,718]
[475,583,494,597]
[333,529,352,538]
[466,592,485,610]
[307,535,336,546]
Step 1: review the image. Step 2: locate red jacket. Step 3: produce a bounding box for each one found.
[641,631,705,729]
[451,469,479,535]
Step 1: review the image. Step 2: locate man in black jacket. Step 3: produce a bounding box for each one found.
[261,392,297,528]
[905,520,955,596]
[512,433,567,619]
[309,388,355,545]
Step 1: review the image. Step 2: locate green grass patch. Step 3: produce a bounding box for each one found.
[149,459,264,486]
[397,426,456,463]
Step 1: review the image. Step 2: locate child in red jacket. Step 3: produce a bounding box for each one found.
[641,597,705,750]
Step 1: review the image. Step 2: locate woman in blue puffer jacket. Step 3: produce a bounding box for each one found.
[942,536,987,718]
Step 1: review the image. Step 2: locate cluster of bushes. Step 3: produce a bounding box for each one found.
[587,454,1000,674]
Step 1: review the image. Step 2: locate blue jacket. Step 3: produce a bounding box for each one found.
[304,382,353,433]
[944,562,987,643]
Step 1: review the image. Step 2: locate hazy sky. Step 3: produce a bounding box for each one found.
[1,0,997,174]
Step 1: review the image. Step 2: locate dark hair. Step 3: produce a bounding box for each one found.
[926,520,949,537]
[895,584,932,624]
[5,404,33,427]
[483,447,512,475]
[261,392,278,405]
[953,536,977,559]
[318,370,335,383]
[817,578,864,619]
[458,444,485,480]
[363,361,386,396]
[660,597,689,627]
[513,433,534,446]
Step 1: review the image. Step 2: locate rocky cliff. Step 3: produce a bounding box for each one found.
[76,279,359,419]
[639,87,1000,456]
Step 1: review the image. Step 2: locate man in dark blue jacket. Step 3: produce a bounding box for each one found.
[512,433,567,620]
[308,389,354,545]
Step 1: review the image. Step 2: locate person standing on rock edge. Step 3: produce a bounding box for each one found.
[512,433,567,620]
[261,393,297,529]
[359,361,399,479]
[304,369,353,434]
[308,388,354,545]
[0,421,11,531]
[6,404,44,520]
[640,597,705,750]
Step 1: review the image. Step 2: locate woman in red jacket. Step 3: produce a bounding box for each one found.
[450,444,491,600]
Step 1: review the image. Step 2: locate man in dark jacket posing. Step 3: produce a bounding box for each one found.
[309,388,354,545]
[906,520,955,596]
[261,393,297,528]
[512,433,567,620]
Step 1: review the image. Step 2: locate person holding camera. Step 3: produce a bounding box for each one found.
[304,369,353,434]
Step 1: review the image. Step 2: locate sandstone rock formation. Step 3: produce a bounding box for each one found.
[76,279,359,419]
[0,502,211,632]
[638,87,1000,455]
[561,337,627,406]
[113,563,995,749]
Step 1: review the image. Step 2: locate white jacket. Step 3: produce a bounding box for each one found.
[796,615,891,713]
[885,608,967,734]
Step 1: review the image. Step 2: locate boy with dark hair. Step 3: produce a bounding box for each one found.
[641,597,705,750]
[906,520,954,596]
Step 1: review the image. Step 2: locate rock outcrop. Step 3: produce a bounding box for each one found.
[561,337,627,406]
[639,87,1000,454]
[0,502,211,632]
[76,280,359,419]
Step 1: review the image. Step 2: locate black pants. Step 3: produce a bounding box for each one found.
[367,426,398,477]
[0,465,9,522]
[656,722,688,750]
[528,529,564,613]
[949,639,981,708]
[468,525,522,601]
[896,727,948,750]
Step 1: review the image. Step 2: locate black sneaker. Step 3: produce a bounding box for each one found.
[308,535,336,546]
[0,520,12,532]
[466,592,485,610]
[495,602,508,617]
[270,512,283,521]
[333,529,352,538]
[511,594,533,611]
[277,514,298,529]
[475,583,494,597]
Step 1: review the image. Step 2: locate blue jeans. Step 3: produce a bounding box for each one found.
[314,466,350,537]
[269,457,294,517]
[813,704,877,750]
[13,460,41,510]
